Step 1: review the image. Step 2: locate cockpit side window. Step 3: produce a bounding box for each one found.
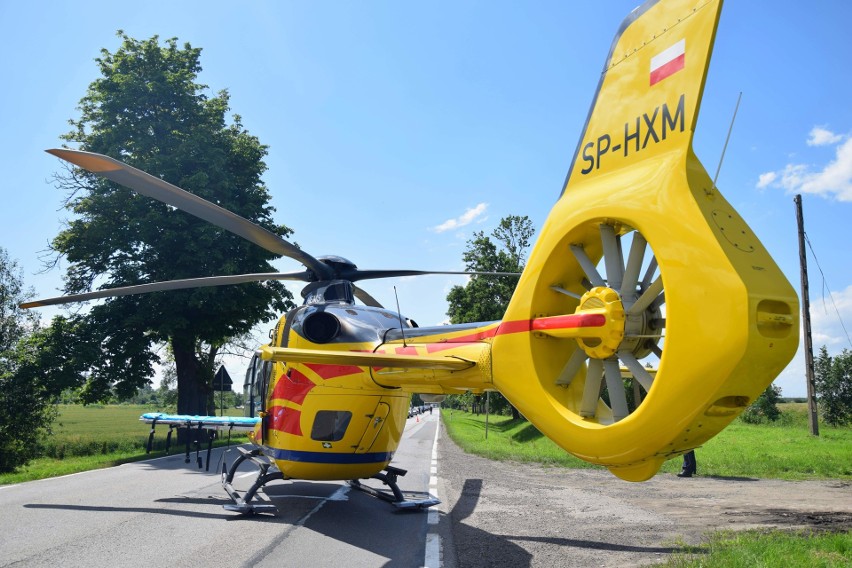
[243,354,273,418]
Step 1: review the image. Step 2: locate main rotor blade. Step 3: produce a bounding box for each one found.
[352,285,384,308]
[47,149,332,280]
[20,271,312,309]
[345,269,521,282]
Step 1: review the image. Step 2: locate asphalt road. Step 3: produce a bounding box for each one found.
[0,413,440,567]
[4,413,850,568]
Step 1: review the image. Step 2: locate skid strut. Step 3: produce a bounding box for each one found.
[221,447,284,514]
[348,465,440,509]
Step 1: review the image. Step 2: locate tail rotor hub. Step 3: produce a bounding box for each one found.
[575,286,625,360]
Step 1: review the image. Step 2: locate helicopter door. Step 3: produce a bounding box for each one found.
[355,401,390,453]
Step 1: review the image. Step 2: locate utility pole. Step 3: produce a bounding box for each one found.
[795,194,819,436]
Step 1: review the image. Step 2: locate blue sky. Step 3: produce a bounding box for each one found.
[2,1,851,397]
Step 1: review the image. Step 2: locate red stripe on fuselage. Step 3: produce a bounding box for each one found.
[303,363,364,380]
[421,327,500,352]
[268,405,302,436]
[406,315,607,352]
[272,369,315,405]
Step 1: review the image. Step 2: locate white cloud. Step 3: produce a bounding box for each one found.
[432,202,488,233]
[774,284,852,397]
[756,171,777,189]
[809,284,852,351]
[807,126,842,147]
[756,130,852,201]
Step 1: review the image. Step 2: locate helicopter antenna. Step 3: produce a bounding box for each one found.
[709,91,742,196]
[393,286,408,347]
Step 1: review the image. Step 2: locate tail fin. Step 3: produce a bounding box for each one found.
[564,0,720,188]
[492,0,799,481]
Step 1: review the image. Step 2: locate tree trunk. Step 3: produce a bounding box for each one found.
[171,334,213,444]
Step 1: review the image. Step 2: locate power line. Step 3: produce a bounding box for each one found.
[804,232,852,350]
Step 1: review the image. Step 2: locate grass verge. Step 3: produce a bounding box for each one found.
[441,406,852,480]
[1,404,247,485]
[657,529,851,567]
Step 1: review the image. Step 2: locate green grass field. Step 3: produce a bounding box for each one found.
[442,404,852,480]
[659,529,851,567]
[0,404,247,485]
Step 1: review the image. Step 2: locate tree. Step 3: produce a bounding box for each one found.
[814,346,852,426]
[445,216,533,418]
[740,383,782,424]
[0,248,63,472]
[446,215,533,323]
[48,32,295,415]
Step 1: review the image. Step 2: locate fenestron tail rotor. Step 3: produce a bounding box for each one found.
[546,223,664,424]
[568,224,664,423]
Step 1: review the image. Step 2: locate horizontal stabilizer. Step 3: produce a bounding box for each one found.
[259,346,476,371]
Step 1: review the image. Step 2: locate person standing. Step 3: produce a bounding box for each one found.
[678,450,697,477]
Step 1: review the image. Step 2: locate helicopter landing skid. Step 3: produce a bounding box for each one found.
[221,446,283,515]
[348,465,440,509]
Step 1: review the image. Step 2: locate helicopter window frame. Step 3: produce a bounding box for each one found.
[244,355,273,417]
[243,354,258,418]
[310,410,353,442]
[257,360,273,414]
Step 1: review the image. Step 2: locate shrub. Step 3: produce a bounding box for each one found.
[741,383,782,424]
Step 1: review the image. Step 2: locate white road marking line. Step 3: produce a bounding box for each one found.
[295,485,350,526]
[424,532,441,568]
[424,415,442,567]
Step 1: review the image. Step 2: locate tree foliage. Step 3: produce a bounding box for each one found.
[446,215,533,324]
[814,346,852,426]
[740,383,782,424]
[48,32,295,414]
[0,248,60,472]
[445,216,533,417]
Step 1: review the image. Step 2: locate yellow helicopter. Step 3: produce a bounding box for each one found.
[24,0,798,514]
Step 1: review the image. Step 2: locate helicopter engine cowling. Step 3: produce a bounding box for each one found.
[301,311,342,344]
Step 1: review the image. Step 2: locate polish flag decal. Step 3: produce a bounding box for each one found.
[650,39,685,86]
